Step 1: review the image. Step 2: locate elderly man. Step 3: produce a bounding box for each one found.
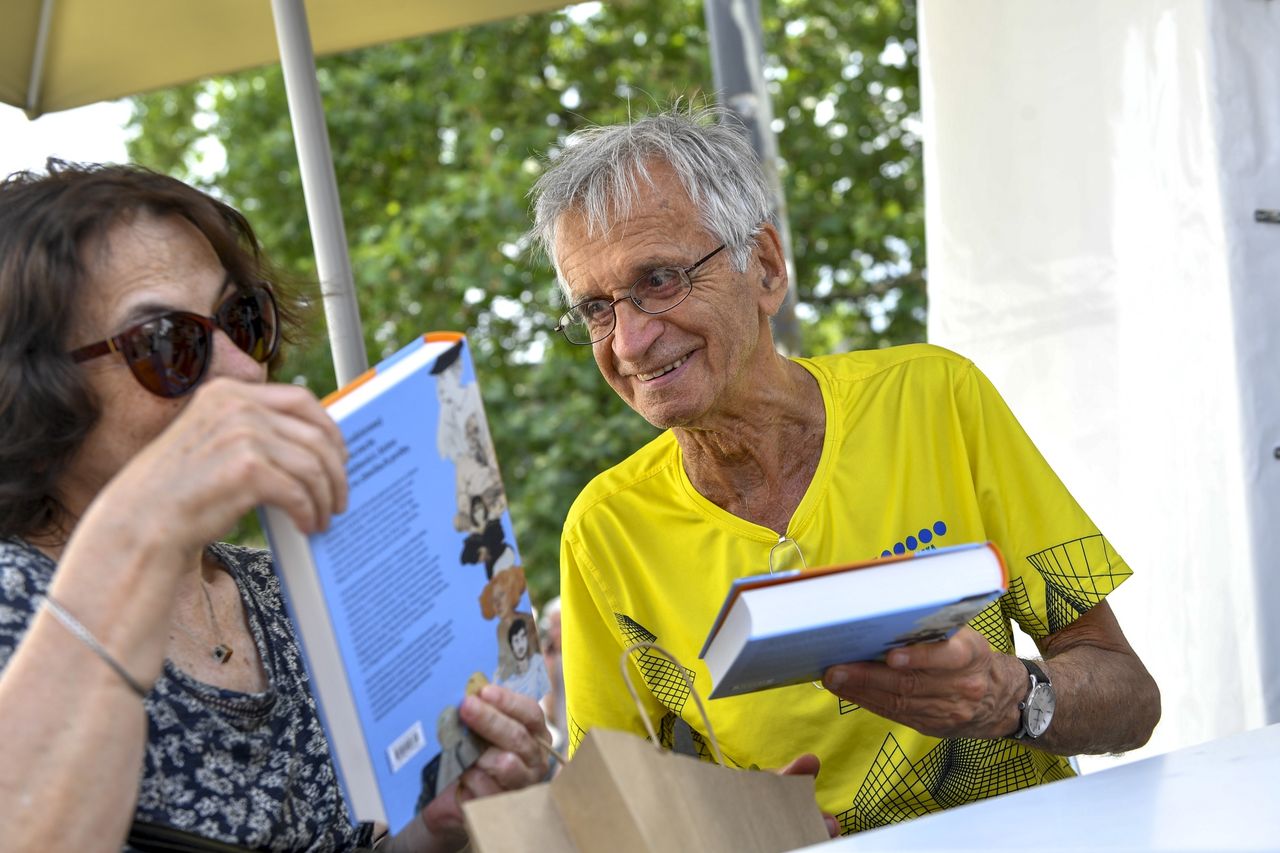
[530,108,1159,833]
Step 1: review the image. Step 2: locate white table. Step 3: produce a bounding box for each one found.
[797,723,1280,851]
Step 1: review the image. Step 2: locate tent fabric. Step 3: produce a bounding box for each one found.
[919,0,1280,770]
[2,0,565,117]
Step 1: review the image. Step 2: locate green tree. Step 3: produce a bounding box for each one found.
[127,0,923,605]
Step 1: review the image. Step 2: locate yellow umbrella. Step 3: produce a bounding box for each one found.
[1,0,565,382]
[3,0,564,117]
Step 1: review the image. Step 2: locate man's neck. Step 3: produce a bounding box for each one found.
[675,359,825,535]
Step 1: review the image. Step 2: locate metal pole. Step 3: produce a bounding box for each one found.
[270,0,368,385]
[704,0,801,355]
[24,0,56,117]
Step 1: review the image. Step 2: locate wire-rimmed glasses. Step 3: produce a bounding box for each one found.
[768,535,808,575]
[768,535,823,688]
[554,244,727,345]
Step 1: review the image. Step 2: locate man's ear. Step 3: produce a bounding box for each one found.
[753,222,789,315]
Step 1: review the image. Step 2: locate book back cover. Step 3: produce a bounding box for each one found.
[266,334,548,832]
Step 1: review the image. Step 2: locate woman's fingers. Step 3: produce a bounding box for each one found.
[458,685,551,788]
[249,382,350,517]
[100,378,350,548]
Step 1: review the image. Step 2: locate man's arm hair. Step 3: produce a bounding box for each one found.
[1024,600,1161,755]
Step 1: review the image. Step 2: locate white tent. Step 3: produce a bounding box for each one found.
[919,0,1280,769]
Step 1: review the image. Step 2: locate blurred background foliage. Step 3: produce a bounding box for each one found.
[127,0,923,605]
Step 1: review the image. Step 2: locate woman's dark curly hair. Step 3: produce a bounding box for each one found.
[0,160,305,541]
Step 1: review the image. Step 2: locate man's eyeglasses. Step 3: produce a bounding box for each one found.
[769,535,808,575]
[554,244,727,345]
[69,282,280,399]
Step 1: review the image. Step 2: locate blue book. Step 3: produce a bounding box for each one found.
[698,542,1008,699]
[261,333,548,834]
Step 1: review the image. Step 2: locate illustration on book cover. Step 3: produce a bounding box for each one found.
[414,343,549,808]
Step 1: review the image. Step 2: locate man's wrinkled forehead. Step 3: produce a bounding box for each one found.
[553,160,692,257]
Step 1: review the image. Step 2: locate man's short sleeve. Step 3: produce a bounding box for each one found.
[956,362,1132,639]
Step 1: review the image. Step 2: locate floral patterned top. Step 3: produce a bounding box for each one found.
[0,537,368,852]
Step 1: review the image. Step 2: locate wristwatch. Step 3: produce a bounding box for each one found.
[1013,659,1055,740]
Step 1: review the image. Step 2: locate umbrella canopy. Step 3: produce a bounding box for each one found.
[2,0,564,385]
[3,0,565,118]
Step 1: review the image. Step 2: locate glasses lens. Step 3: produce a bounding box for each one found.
[562,300,613,345]
[769,537,807,574]
[631,268,691,314]
[118,314,211,398]
[217,284,279,362]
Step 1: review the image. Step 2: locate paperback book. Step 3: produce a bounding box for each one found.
[261,333,548,833]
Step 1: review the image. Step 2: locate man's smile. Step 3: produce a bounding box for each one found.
[637,353,691,382]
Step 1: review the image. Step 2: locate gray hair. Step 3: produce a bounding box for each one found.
[528,105,773,292]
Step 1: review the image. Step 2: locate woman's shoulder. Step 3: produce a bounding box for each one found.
[207,541,282,609]
[0,536,54,597]
[0,538,54,662]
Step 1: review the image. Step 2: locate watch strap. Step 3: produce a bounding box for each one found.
[1021,658,1050,689]
[1014,658,1051,740]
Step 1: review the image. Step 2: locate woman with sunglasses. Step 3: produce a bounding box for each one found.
[0,162,548,852]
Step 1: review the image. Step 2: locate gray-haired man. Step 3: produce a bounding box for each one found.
[532,107,1158,833]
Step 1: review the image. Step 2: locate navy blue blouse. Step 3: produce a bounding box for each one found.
[0,538,367,852]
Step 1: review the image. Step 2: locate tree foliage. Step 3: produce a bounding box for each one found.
[127,0,923,605]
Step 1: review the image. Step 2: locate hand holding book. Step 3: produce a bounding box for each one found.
[417,683,550,851]
[699,541,1008,699]
[820,623,1026,740]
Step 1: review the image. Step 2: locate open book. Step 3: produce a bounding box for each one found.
[261,333,548,833]
[699,542,1007,699]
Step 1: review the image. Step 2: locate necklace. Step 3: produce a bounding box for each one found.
[172,577,234,664]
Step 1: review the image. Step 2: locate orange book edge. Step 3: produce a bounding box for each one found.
[321,331,464,408]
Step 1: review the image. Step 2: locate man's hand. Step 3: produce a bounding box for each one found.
[411,685,551,852]
[820,603,1161,755]
[821,627,1023,740]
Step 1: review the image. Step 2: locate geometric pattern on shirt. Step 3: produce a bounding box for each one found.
[568,714,587,753]
[1000,575,1047,637]
[614,612,696,714]
[658,710,735,766]
[969,599,1015,653]
[834,732,1073,834]
[1006,534,1129,635]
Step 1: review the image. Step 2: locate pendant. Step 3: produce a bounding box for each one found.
[212,644,234,664]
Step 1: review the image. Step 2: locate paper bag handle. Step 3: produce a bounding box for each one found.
[619,642,726,767]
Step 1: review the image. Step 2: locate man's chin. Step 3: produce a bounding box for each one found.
[630,400,701,431]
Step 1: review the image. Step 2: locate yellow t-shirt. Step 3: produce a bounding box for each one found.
[559,344,1131,832]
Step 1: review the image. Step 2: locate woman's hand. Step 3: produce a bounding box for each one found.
[84,377,349,558]
[410,685,551,852]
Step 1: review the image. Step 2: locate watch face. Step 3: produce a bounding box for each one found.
[1026,684,1056,737]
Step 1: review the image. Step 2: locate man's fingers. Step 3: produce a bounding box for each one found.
[886,627,985,670]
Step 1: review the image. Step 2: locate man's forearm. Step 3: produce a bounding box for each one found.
[823,601,1160,752]
[1020,643,1160,755]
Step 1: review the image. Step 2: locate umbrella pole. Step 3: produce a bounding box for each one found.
[270,0,369,386]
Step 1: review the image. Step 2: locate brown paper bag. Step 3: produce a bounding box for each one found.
[464,644,830,853]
